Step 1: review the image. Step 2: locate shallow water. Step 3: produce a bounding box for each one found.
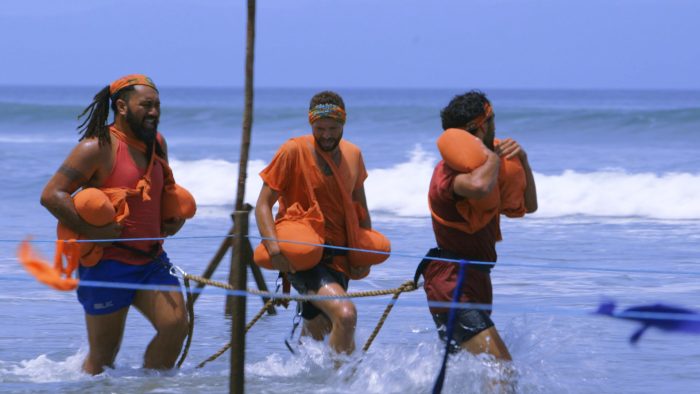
[1,87,699,393]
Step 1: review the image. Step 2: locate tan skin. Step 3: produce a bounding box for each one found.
[40,85,188,374]
[452,110,538,362]
[255,117,371,355]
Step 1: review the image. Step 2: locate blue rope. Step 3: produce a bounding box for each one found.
[4,233,700,277]
[0,234,238,244]
[432,260,468,394]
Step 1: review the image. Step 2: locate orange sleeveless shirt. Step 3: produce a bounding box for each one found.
[100,138,164,265]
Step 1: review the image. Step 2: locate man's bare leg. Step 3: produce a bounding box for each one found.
[132,290,188,369]
[83,307,129,374]
[461,326,515,393]
[302,313,332,340]
[460,326,512,361]
[304,283,357,354]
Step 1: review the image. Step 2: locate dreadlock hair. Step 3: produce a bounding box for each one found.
[440,90,490,133]
[76,85,136,146]
[309,91,345,110]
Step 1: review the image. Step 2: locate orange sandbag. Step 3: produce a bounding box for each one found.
[347,228,391,267]
[437,128,488,173]
[162,183,197,220]
[253,202,325,271]
[56,188,117,267]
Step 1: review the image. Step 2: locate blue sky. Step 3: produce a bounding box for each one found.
[1,0,698,90]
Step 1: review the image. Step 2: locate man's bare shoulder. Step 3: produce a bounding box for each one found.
[70,137,111,161]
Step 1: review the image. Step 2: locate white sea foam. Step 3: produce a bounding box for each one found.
[171,149,700,220]
[1,350,87,383]
[169,158,267,208]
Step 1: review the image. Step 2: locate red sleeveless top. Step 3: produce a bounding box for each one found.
[100,138,164,265]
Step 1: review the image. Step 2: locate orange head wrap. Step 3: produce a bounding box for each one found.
[109,74,158,96]
[466,103,493,132]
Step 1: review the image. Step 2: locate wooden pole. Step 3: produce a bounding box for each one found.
[229,1,256,393]
[235,0,256,213]
[228,210,249,394]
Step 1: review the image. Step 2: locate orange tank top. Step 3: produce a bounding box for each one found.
[100,139,164,265]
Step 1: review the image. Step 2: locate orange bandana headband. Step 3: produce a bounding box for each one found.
[308,104,347,125]
[467,103,493,131]
[109,74,158,96]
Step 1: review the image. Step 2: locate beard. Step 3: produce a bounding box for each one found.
[126,109,158,144]
[314,130,343,152]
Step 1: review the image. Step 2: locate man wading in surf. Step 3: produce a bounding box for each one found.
[41,75,190,374]
[255,91,388,355]
[419,91,537,361]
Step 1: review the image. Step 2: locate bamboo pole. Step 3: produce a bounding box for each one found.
[228,210,249,394]
[229,1,256,393]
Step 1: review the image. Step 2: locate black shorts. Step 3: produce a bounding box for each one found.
[288,264,349,320]
[432,309,495,353]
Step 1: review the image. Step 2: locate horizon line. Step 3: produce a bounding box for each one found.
[1,83,700,93]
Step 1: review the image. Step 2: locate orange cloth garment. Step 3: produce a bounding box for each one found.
[494,138,528,218]
[18,240,80,291]
[257,135,369,277]
[108,126,195,221]
[314,144,391,269]
[254,137,326,271]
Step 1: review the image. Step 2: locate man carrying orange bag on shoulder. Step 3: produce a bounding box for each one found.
[419,90,538,362]
[255,91,389,356]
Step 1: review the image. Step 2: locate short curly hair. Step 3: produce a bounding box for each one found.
[440,90,490,132]
[309,91,345,110]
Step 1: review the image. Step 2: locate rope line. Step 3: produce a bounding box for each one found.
[196,298,277,369]
[361,280,415,352]
[2,275,698,322]
[182,273,419,300]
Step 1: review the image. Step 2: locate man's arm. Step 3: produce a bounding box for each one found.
[40,139,122,240]
[255,183,295,272]
[452,150,500,199]
[496,138,538,213]
[351,185,372,229]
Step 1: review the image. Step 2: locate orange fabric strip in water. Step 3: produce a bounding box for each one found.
[18,239,80,291]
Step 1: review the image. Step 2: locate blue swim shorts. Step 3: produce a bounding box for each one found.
[77,252,181,315]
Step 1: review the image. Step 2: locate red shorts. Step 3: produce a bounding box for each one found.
[423,260,493,314]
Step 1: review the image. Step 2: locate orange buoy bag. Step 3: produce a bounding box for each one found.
[347,228,391,267]
[56,188,118,267]
[161,183,197,221]
[253,201,325,271]
[345,202,391,267]
[437,128,488,173]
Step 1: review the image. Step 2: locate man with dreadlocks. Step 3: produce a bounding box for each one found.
[255,91,382,356]
[40,74,190,374]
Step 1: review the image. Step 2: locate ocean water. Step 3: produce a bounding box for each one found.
[1,86,699,393]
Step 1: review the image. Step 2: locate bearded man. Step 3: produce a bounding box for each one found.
[41,74,189,374]
[255,91,375,355]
